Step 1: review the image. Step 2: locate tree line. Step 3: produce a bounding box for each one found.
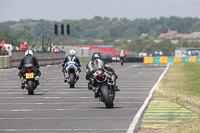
[0,16,200,55]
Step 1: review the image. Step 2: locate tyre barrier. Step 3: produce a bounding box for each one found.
[144,56,200,63]
[0,56,9,69]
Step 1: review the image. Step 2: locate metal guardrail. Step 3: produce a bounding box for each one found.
[0,56,9,69]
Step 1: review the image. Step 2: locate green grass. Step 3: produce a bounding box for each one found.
[153,62,200,133]
[140,62,200,133]
[157,62,200,101]
[78,56,90,64]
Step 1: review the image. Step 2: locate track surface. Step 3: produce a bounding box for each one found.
[0,63,167,133]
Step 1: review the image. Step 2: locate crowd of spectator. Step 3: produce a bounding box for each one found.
[50,44,64,52]
[15,42,28,51]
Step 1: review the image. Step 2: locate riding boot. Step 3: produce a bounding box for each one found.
[115,73,118,79]
[35,76,40,86]
[21,78,25,89]
[94,90,98,98]
[115,85,120,91]
[88,82,93,90]
[64,72,68,83]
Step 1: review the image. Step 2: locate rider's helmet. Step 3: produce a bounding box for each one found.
[69,49,76,56]
[120,50,124,53]
[91,52,101,61]
[25,50,33,56]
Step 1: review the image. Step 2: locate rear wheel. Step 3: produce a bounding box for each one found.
[27,80,34,95]
[101,85,114,108]
[69,73,75,88]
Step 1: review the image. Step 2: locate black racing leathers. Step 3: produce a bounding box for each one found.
[18,55,41,77]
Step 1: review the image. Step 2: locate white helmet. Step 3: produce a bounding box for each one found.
[25,50,33,56]
[69,49,76,56]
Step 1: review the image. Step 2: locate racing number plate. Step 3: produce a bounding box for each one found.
[26,73,34,79]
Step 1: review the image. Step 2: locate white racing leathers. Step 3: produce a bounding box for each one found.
[64,61,79,88]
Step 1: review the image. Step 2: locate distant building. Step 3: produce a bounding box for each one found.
[190,32,200,38]
[140,33,148,38]
[158,29,190,39]
[175,47,200,57]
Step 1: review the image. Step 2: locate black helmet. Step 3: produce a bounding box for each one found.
[91,52,101,61]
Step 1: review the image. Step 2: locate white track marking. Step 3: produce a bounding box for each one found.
[0,108,137,111]
[0,117,132,119]
[0,102,143,105]
[0,129,127,131]
[126,63,169,133]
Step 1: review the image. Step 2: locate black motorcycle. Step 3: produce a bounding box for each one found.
[22,67,39,95]
[120,57,124,66]
[89,68,116,108]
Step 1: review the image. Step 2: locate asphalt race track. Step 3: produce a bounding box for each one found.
[0,63,167,133]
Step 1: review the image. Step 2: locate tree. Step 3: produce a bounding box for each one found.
[11,29,34,42]
[0,30,19,46]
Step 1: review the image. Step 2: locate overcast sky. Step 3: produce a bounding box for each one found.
[0,0,200,22]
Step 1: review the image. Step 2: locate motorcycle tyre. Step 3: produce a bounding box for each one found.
[69,73,75,88]
[27,80,34,95]
[101,85,114,108]
[120,59,124,66]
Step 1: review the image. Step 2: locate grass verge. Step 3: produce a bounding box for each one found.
[78,56,90,64]
[140,62,200,133]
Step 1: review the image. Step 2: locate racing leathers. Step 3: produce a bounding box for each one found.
[18,55,41,88]
[86,58,119,91]
[62,55,81,79]
[118,51,126,61]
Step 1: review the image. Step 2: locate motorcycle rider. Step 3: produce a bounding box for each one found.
[62,49,81,82]
[86,52,120,93]
[118,49,126,61]
[18,50,41,89]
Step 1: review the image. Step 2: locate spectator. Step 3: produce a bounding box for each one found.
[21,42,28,51]
[50,44,54,52]
[62,47,64,52]
[42,45,46,51]
[15,46,20,50]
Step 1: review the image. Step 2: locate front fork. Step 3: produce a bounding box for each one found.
[64,71,79,82]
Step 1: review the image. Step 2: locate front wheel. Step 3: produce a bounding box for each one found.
[120,59,124,66]
[27,80,34,95]
[101,85,114,108]
[69,73,75,88]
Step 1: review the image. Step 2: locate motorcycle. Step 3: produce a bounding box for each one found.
[120,57,124,66]
[22,67,39,95]
[89,68,116,108]
[64,61,79,88]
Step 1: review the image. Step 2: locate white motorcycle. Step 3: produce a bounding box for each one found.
[64,61,80,88]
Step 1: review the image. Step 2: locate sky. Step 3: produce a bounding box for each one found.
[0,0,200,22]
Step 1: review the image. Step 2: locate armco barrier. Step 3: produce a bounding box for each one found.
[167,56,174,63]
[160,56,168,63]
[182,56,189,62]
[196,56,200,62]
[153,56,160,63]
[10,50,65,68]
[144,57,153,63]
[126,57,143,62]
[189,56,196,62]
[174,57,181,62]
[144,56,200,63]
